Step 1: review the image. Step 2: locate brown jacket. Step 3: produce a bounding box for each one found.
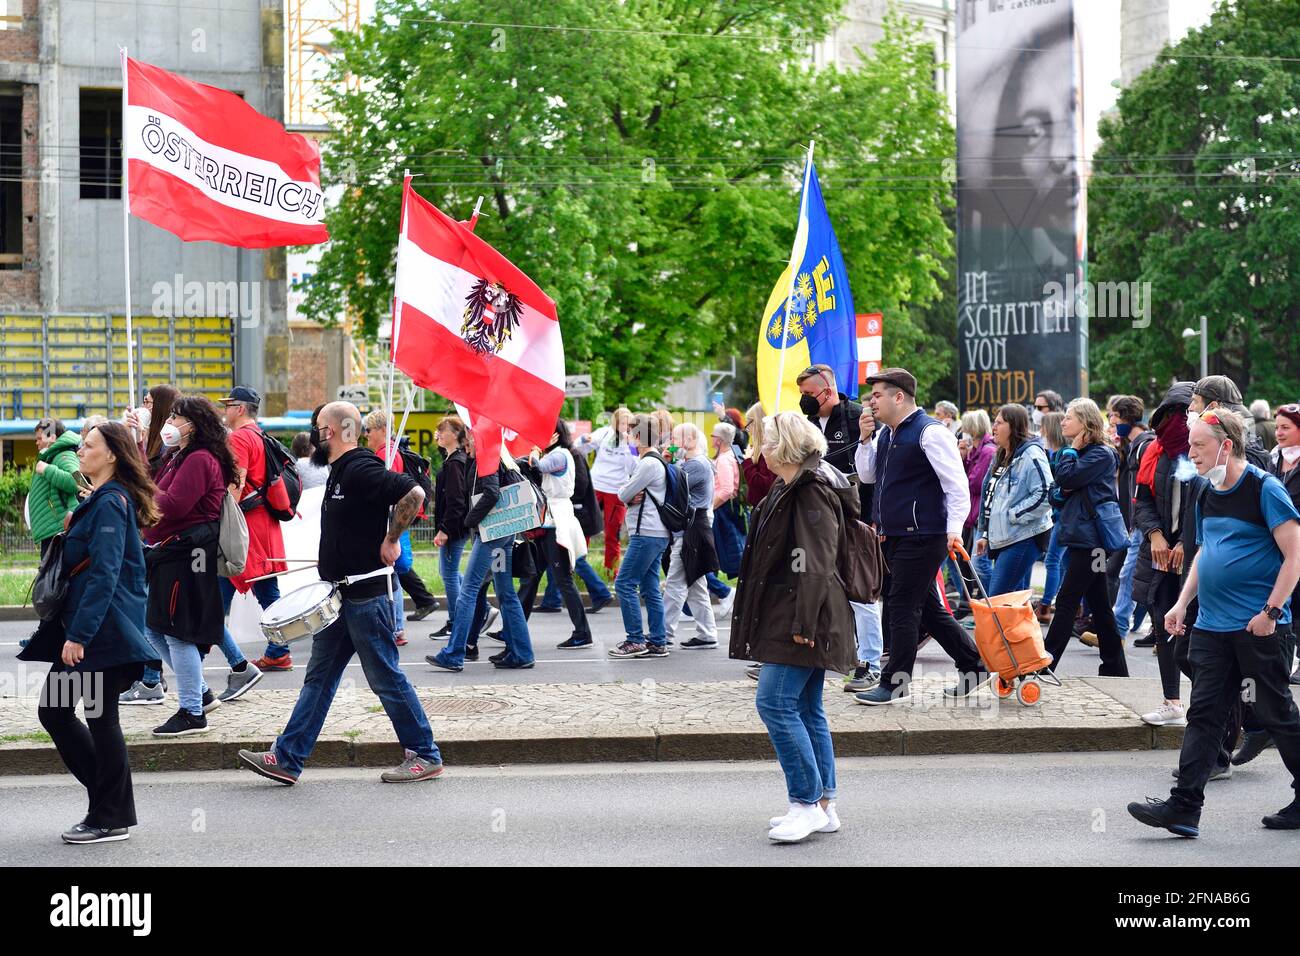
[728,454,857,674]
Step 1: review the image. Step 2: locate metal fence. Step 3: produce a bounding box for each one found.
[2,523,37,561]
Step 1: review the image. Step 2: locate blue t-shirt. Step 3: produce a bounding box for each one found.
[1195,465,1300,631]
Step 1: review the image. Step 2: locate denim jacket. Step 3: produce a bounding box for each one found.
[978,438,1054,550]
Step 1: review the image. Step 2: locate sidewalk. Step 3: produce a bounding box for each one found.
[0,674,1185,776]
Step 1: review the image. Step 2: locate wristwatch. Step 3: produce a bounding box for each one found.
[1263,605,1283,621]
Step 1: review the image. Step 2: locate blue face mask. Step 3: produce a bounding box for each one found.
[1116,423,1133,439]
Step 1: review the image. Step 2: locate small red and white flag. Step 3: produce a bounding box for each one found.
[123,54,329,248]
[392,177,564,475]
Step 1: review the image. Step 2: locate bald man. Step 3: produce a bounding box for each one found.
[239,402,443,785]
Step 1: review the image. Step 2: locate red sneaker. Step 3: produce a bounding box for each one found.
[251,654,293,671]
[395,633,408,647]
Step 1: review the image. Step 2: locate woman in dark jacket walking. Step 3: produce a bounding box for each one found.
[1043,399,1130,677]
[142,396,238,737]
[431,416,473,638]
[19,422,159,844]
[730,412,856,843]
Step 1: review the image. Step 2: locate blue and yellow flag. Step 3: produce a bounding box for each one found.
[757,156,857,415]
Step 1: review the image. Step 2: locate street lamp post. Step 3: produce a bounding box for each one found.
[1181,315,1209,379]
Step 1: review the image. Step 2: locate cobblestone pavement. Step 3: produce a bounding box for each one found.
[0,672,1147,746]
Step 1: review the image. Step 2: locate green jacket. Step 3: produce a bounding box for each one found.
[28,431,82,542]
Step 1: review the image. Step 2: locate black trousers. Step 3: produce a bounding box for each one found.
[37,663,139,829]
[398,569,436,610]
[1171,627,1300,812]
[880,534,983,689]
[1044,548,1129,676]
[516,530,590,639]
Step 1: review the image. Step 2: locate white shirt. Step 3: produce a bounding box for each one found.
[854,408,969,537]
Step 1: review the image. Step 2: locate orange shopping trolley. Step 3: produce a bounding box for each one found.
[950,544,1061,706]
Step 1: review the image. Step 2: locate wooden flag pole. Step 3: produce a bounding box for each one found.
[772,140,814,415]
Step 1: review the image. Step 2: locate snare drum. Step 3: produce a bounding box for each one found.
[260,581,343,646]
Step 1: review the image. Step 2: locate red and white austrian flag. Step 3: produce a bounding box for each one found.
[392,177,564,458]
[123,55,328,248]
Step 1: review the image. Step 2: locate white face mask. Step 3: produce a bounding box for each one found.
[1186,410,1201,432]
[1204,442,1229,489]
[136,406,151,431]
[1031,409,1044,428]
[1282,446,1300,464]
[160,422,185,448]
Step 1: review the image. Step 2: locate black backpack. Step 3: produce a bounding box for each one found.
[239,432,302,522]
[570,450,603,538]
[643,451,692,534]
[397,447,435,523]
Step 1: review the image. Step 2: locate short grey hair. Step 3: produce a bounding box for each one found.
[960,409,991,441]
[935,401,959,420]
[761,412,827,467]
[672,422,704,452]
[1250,399,1272,421]
[711,421,736,445]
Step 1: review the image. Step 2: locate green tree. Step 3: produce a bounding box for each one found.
[304,1,955,412]
[1088,0,1300,408]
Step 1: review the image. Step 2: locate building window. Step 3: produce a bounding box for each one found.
[0,0,22,31]
[80,89,122,200]
[0,94,21,269]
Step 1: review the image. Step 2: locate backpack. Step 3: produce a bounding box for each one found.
[838,514,887,604]
[216,491,249,577]
[643,451,692,534]
[397,446,435,522]
[239,431,302,522]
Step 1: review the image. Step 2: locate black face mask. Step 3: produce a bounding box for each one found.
[799,393,821,417]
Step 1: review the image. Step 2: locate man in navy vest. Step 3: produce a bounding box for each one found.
[852,368,986,704]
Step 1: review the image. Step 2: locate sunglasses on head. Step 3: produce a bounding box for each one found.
[1199,410,1223,426]
[1280,404,1300,415]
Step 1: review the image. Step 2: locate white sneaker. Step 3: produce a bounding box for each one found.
[768,803,829,843]
[1142,701,1187,727]
[770,801,840,832]
[716,589,736,620]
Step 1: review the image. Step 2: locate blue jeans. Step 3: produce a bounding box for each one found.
[615,534,669,646]
[1041,523,1066,605]
[444,535,532,667]
[541,555,611,608]
[439,535,468,622]
[754,663,837,805]
[1112,525,1145,632]
[390,580,405,635]
[275,594,440,776]
[851,601,883,669]
[989,537,1043,596]
[219,576,283,661]
[145,625,210,716]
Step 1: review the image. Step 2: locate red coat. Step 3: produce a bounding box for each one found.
[228,422,285,590]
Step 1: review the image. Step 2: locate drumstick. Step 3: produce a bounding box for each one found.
[245,565,317,583]
[265,558,320,564]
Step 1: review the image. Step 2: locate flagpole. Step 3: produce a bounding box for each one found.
[772,141,814,415]
[119,47,136,414]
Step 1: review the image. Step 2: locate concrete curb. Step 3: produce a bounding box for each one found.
[0,721,1190,777]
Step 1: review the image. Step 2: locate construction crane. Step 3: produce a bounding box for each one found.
[285,0,362,129]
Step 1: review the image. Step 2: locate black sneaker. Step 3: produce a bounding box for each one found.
[1262,798,1300,830]
[1232,731,1275,766]
[493,655,536,669]
[589,595,613,614]
[1132,630,1158,648]
[408,604,436,622]
[643,643,670,658]
[944,669,990,698]
[679,637,718,649]
[152,708,208,737]
[464,645,479,662]
[489,650,509,664]
[535,605,562,614]
[201,688,222,714]
[431,621,454,638]
[557,634,593,650]
[1127,797,1200,838]
[62,822,130,844]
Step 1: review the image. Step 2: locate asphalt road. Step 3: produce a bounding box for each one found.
[1,751,1294,866]
[0,606,1165,696]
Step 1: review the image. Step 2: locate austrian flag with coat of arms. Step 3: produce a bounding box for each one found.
[390,177,565,466]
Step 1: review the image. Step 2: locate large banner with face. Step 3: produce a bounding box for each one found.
[956,0,1086,411]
